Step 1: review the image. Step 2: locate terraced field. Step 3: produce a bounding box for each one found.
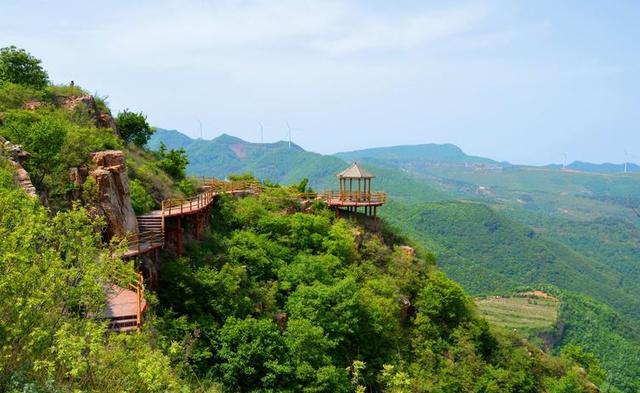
[475,294,559,330]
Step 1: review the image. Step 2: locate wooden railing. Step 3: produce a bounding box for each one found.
[109,271,145,329]
[161,188,218,216]
[161,179,261,216]
[131,272,144,327]
[125,231,164,254]
[300,191,387,204]
[333,191,386,203]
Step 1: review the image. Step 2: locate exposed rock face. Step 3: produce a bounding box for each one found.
[399,245,416,257]
[90,150,138,239]
[62,95,119,136]
[23,100,44,110]
[68,165,89,200]
[0,137,37,197]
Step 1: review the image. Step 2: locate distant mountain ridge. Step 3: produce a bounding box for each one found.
[152,128,638,174]
[545,160,640,173]
[148,128,448,201]
[336,143,501,165]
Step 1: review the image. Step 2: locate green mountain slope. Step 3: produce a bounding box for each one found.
[383,201,640,321]
[149,128,449,202]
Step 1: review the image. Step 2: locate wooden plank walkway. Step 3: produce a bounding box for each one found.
[108,179,260,332]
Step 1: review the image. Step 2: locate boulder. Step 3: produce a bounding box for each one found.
[90,150,138,239]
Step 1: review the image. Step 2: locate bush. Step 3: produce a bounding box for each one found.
[0,82,43,111]
[0,46,49,89]
[176,177,198,197]
[130,179,155,214]
[155,142,188,180]
[45,84,86,99]
[115,109,154,147]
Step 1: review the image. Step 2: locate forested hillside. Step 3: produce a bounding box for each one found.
[151,129,640,392]
[0,46,603,392]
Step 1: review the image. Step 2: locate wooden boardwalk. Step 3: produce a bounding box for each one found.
[108,179,260,331]
[110,178,385,332]
[125,179,260,258]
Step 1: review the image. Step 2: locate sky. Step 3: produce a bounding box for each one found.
[1,0,639,165]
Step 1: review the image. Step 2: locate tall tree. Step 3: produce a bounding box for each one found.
[0,46,49,89]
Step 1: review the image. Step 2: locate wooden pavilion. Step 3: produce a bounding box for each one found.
[325,163,386,216]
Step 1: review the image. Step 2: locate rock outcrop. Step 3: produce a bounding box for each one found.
[399,245,416,257]
[90,150,138,239]
[62,94,119,135]
[0,137,37,197]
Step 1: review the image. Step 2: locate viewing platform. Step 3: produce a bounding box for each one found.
[326,163,386,216]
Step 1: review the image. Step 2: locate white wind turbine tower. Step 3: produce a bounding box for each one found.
[624,150,629,173]
[286,122,292,149]
[258,121,264,146]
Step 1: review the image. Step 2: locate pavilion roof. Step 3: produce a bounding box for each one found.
[336,163,375,179]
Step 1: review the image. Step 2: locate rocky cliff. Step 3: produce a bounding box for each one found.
[0,137,37,197]
[90,150,138,238]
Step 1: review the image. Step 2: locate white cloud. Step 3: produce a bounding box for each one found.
[98,1,490,63]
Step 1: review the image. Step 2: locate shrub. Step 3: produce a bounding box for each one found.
[115,109,154,147]
[0,82,43,111]
[130,179,155,214]
[155,142,188,180]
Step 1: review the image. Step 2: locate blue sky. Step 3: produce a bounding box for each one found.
[2,0,639,165]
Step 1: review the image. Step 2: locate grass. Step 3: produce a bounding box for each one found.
[475,293,559,330]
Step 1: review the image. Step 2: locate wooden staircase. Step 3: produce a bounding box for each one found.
[137,214,163,234]
[106,273,146,332]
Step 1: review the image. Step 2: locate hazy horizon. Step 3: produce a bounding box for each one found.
[2,0,639,165]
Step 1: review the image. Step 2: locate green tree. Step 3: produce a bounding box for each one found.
[115,109,155,147]
[156,142,189,180]
[217,317,293,391]
[0,46,49,89]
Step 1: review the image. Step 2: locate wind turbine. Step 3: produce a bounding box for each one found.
[197,119,203,139]
[286,122,292,149]
[624,150,629,173]
[258,121,264,146]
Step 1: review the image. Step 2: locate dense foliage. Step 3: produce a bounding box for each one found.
[152,188,594,392]
[0,162,183,392]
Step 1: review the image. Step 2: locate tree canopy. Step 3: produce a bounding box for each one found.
[115,109,155,147]
[0,46,49,89]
